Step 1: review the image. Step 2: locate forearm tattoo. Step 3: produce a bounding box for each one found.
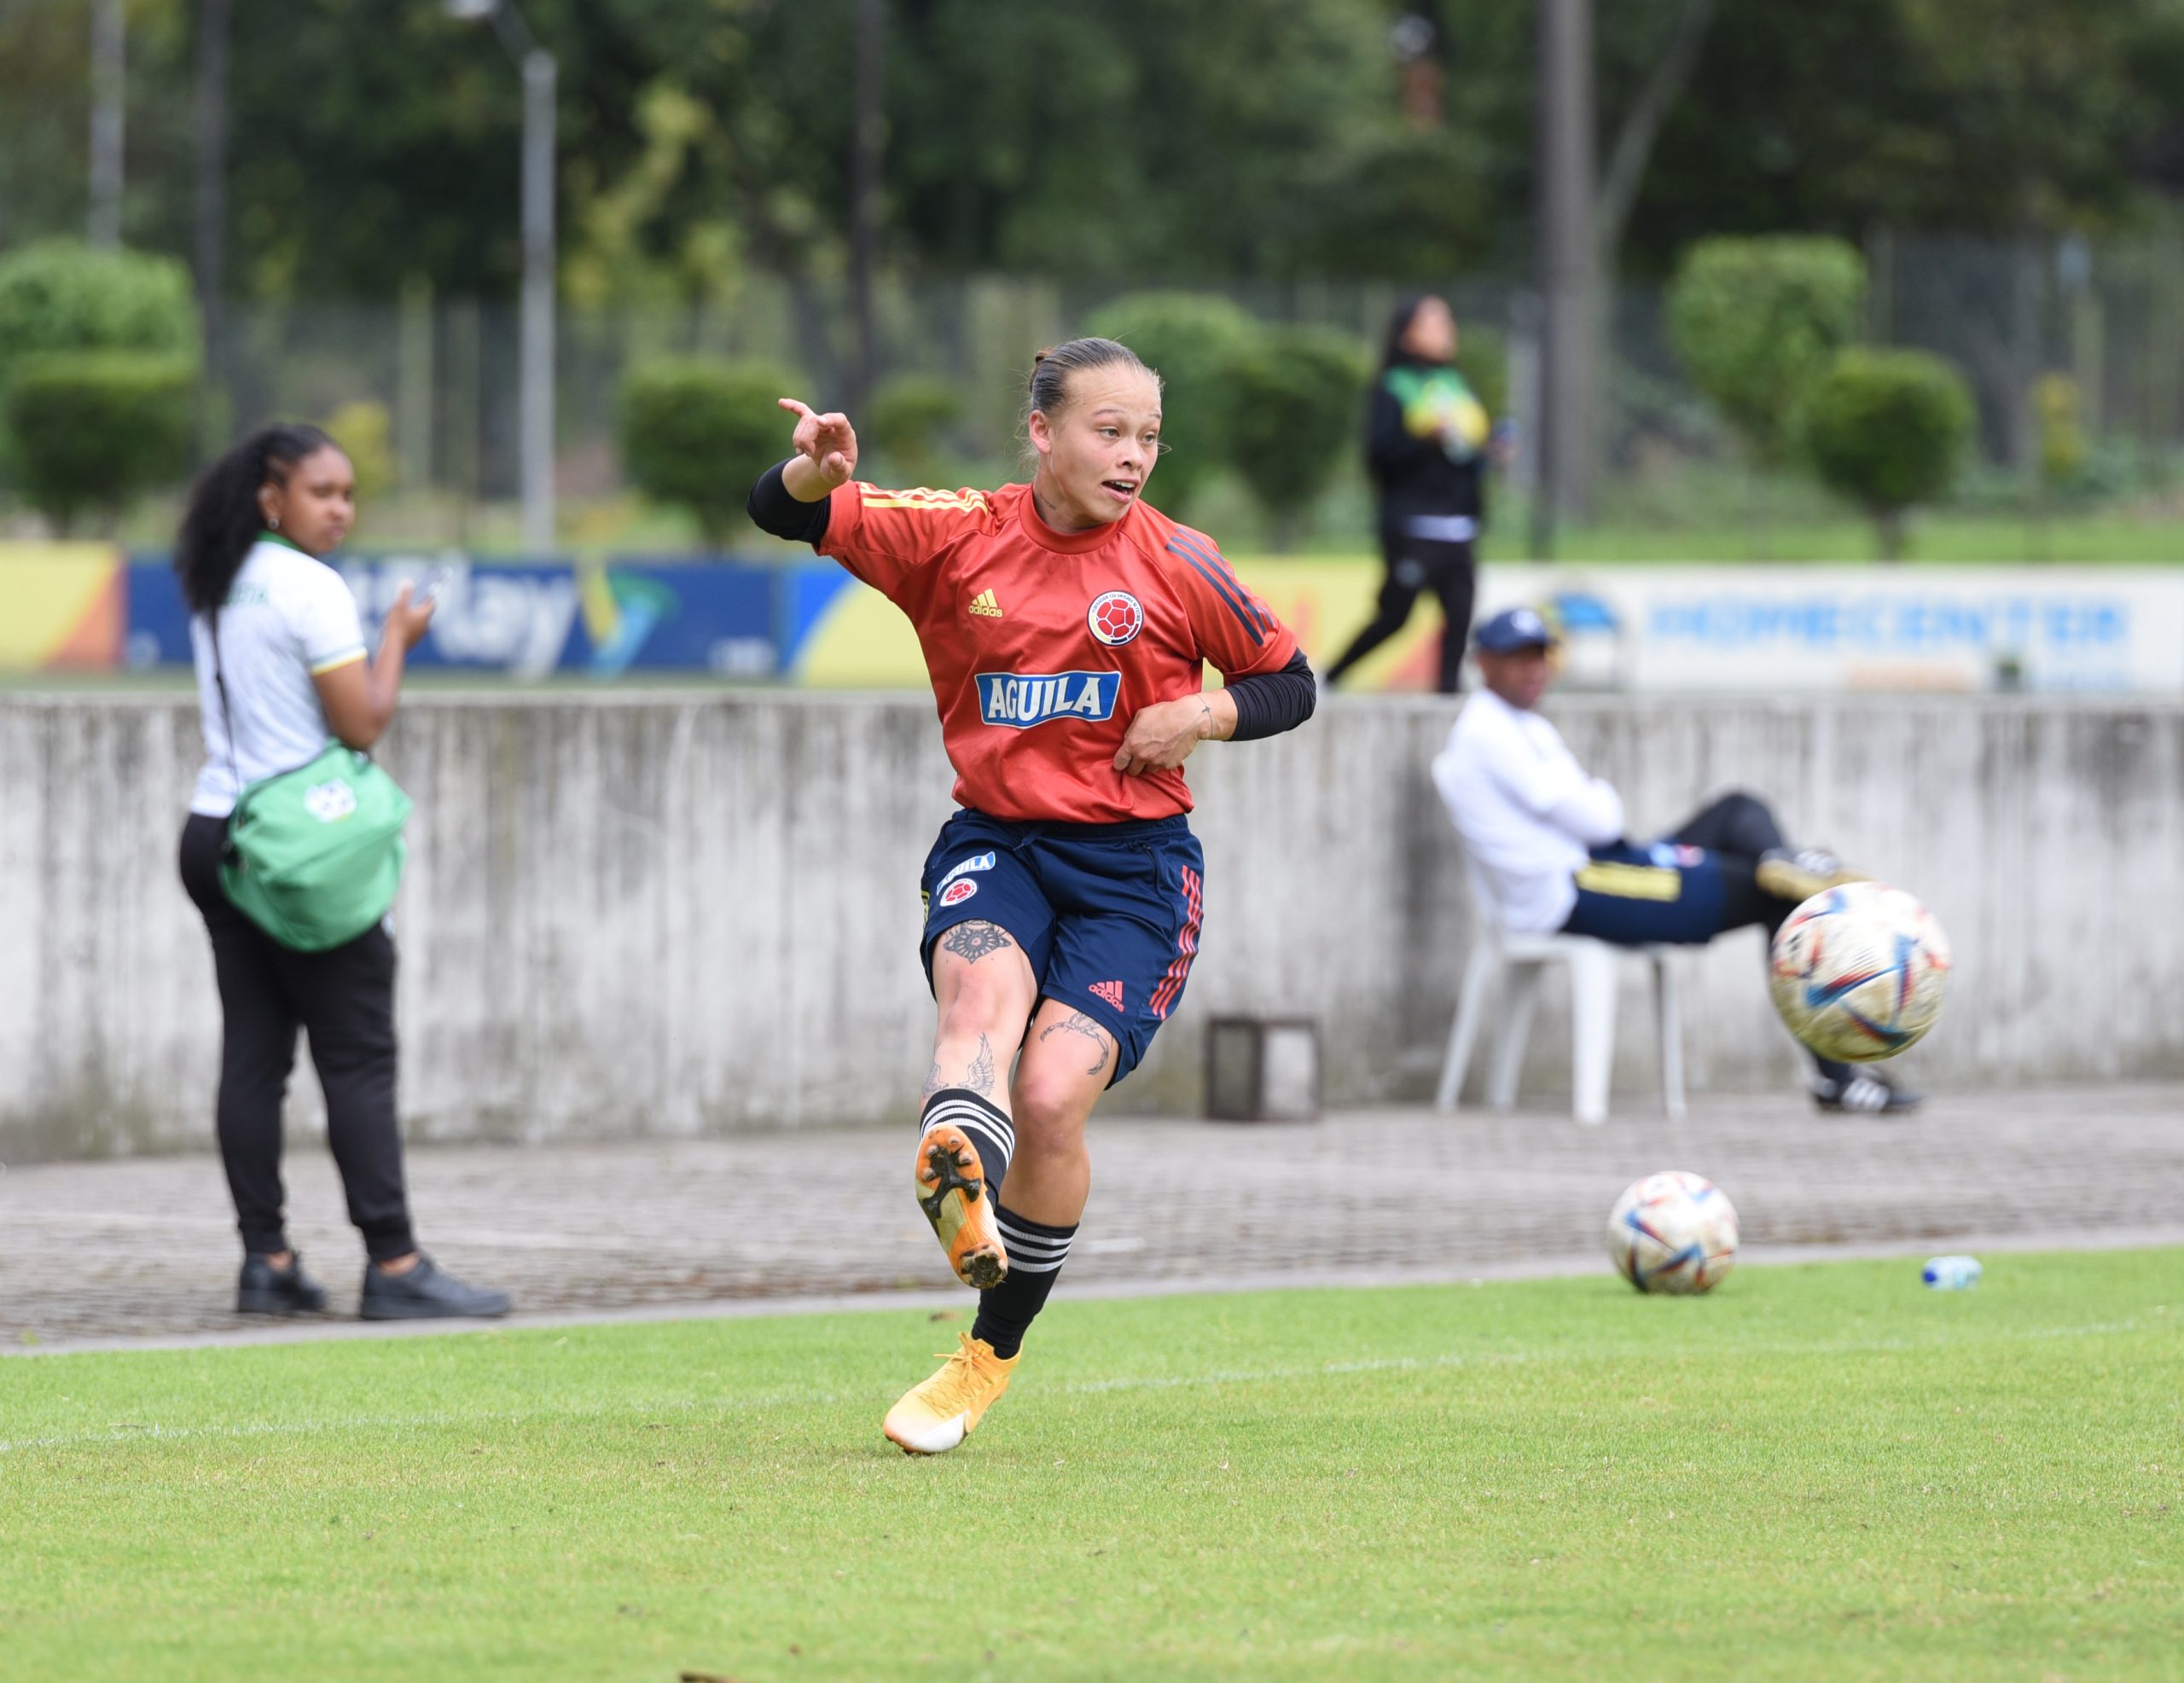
[1040,1010,1112,1077]
[942,920,1014,964]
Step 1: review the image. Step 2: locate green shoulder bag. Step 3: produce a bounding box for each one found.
[212,620,411,952]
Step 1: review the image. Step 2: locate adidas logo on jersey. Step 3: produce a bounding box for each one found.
[967,589,1003,618]
[1089,979,1125,1010]
[977,670,1122,729]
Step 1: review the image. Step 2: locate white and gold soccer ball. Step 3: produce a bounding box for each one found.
[1606,1170,1740,1295]
[1768,881,1952,1063]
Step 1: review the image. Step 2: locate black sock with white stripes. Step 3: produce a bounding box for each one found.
[918,1088,1014,1199]
[972,1207,1077,1359]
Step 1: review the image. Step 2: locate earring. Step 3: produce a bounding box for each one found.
[268,514,279,530]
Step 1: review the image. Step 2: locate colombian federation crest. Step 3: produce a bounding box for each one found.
[1088,590,1143,647]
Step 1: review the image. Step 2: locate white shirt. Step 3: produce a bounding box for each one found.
[189,539,368,817]
[1432,688,1625,933]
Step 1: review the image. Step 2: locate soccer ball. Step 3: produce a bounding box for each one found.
[1768,881,1951,1063]
[1606,1171,1740,1294]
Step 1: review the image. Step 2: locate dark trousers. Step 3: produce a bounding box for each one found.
[178,813,416,1262]
[1560,791,1789,946]
[1562,792,1851,1078]
[1324,531,1475,694]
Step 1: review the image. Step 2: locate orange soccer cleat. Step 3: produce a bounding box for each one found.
[915,1123,1008,1290]
[883,1332,1020,1455]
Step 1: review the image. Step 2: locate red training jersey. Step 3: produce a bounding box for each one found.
[820,480,1299,823]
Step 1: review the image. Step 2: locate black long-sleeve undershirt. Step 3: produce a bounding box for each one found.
[1224,650,1316,740]
[746,458,1313,739]
[748,459,832,544]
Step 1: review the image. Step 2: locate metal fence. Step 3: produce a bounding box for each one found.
[202,232,2184,514]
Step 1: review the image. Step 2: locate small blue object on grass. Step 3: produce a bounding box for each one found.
[1923,1255,1983,1290]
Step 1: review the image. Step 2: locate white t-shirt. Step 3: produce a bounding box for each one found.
[1431,688,1626,933]
[189,539,368,817]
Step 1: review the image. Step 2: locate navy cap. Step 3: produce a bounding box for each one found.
[1473,605,1555,652]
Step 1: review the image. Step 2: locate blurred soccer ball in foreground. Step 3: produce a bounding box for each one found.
[1607,1170,1740,1295]
[1768,881,1951,1063]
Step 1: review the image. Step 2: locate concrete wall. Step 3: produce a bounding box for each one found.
[3,691,2180,1161]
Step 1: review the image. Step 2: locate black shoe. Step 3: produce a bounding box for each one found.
[237,1251,329,1315]
[1814,1070,1923,1115]
[359,1253,512,1320]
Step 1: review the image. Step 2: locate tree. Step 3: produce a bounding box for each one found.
[1803,348,1974,559]
[1667,236,1866,466]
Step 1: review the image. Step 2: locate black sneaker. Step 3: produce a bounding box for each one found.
[359,1254,512,1321]
[1814,1070,1923,1115]
[237,1251,329,1315]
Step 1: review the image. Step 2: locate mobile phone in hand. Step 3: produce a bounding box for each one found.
[414,566,454,609]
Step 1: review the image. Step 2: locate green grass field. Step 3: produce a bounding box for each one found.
[3,1251,2180,1681]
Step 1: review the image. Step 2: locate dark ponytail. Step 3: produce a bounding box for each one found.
[1023,336,1159,429]
[173,423,339,616]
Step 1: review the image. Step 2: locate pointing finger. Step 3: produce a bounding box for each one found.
[778,398,813,418]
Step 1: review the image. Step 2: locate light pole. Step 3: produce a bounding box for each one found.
[89,0,126,247]
[447,0,556,552]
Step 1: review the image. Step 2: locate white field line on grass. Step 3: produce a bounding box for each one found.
[0,1316,2160,1460]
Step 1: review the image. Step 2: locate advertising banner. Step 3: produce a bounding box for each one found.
[1472,566,2184,694]
[67,548,2184,696]
[125,556,781,680]
[0,543,125,670]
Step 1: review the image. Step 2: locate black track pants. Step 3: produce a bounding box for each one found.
[178,813,416,1262]
[1324,533,1476,694]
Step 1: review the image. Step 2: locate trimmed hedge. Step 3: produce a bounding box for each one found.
[620,358,802,543]
[1802,348,1975,559]
[1225,324,1371,548]
[1668,236,1865,464]
[867,374,963,481]
[1083,291,1260,516]
[6,353,196,535]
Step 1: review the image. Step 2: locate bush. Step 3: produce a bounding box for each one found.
[1802,349,1975,560]
[1454,324,1509,431]
[0,240,200,490]
[0,240,200,363]
[1224,324,1370,549]
[866,374,963,482]
[322,400,398,501]
[1083,291,1259,516]
[1667,236,1866,466]
[619,358,801,543]
[5,353,196,535]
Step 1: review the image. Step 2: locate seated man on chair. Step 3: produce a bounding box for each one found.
[1432,606,1919,1115]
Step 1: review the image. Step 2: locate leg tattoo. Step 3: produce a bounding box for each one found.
[965,1033,996,1096]
[1039,1010,1111,1077]
[942,920,1015,965]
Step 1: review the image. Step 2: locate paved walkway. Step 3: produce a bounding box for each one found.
[5,1085,2181,1354]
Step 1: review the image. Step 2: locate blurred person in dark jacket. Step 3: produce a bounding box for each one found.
[1322,293,1498,695]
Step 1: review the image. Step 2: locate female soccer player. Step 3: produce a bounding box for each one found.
[748,338,1315,1454]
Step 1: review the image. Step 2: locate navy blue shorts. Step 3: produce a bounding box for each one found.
[1560,842,1731,945]
[919,809,1206,1087]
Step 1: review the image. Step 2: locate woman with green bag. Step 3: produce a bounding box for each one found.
[175,422,510,1320]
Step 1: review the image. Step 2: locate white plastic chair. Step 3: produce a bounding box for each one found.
[1434,856,1687,1126]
